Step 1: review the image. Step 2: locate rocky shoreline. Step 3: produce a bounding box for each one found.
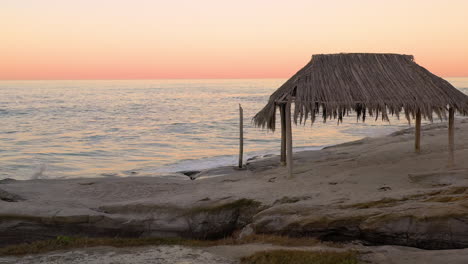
[1,120,468,262]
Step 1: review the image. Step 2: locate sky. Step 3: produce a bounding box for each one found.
[1,0,468,80]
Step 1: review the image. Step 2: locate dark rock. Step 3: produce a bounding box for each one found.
[247,156,260,162]
[222,179,240,182]
[100,173,119,177]
[378,186,392,191]
[183,199,262,239]
[0,178,16,184]
[78,182,95,186]
[0,188,25,202]
[179,170,201,179]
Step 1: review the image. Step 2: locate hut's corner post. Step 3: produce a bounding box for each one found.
[415,109,421,153]
[280,104,287,166]
[448,107,455,167]
[239,104,243,168]
[285,98,293,178]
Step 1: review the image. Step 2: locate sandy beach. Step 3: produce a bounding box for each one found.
[1,118,468,263]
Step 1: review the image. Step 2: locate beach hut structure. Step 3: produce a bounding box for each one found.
[253,53,468,177]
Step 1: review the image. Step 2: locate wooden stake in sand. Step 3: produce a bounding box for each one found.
[238,104,244,168]
[280,104,287,166]
[415,109,421,153]
[285,98,293,178]
[448,107,455,167]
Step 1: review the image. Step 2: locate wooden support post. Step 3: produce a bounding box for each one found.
[285,98,293,178]
[238,104,244,168]
[415,109,421,153]
[448,107,455,167]
[280,104,287,166]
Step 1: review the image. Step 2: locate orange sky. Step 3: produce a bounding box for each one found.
[1,0,468,80]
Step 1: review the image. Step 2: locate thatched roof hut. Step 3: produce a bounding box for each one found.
[254,53,468,177]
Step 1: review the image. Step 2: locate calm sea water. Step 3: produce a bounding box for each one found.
[1,78,468,180]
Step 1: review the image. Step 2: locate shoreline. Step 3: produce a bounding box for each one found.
[2,119,468,263]
[24,116,468,182]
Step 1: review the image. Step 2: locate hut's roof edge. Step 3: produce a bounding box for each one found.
[253,53,468,131]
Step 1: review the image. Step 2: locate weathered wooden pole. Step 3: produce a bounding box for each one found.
[280,104,287,166]
[238,104,244,168]
[448,107,455,167]
[415,109,421,153]
[285,98,293,178]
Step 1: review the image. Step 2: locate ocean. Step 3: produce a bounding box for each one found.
[1,78,468,180]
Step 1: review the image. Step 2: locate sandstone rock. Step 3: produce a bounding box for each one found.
[0,198,262,247]
[2,121,468,252]
[251,194,468,249]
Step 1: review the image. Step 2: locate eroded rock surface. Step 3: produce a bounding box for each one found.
[0,198,261,247]
[1,121,468,250]
[252,186,468,249]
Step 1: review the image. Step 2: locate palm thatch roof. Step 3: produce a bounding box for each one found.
[254,53,468,131]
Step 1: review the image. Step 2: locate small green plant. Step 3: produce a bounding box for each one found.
[55,236,74,245]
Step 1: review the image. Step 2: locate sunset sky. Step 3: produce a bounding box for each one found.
[2,0,468,80]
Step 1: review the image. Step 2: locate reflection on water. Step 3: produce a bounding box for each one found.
[1,78,467,179]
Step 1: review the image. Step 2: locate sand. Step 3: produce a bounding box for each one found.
[0,245,235,264]
[3,243,468,264]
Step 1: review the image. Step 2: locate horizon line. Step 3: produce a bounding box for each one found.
[1,76,467,81]
[0,77,289,81]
